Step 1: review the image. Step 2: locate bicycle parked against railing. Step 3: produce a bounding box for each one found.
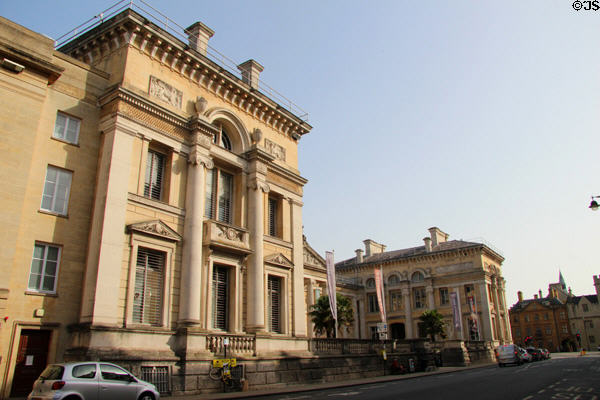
[209,358,240,391]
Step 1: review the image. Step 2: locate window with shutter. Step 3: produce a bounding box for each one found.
[268,276,282,333]
[204,169,233,224]
[212,266,229,331]
[144,150,165,201]
[133,248,165,326]
[268,197,278,237]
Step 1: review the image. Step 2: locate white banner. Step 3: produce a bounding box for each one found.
[374,266,387,324]
[326,251,337,322]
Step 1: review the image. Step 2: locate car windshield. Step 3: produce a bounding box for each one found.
[39,365,64,380]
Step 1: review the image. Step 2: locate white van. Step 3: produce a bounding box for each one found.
[496,344,524,367]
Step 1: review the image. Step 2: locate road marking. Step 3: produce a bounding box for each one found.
[328,392,361,397]
[538,389,545,393]
[523,396,533,400]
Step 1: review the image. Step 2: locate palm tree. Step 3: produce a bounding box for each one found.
[309,293,355,338]
[419,309,447,342]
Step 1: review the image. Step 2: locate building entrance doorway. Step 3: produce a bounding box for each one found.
[10,329,51,397]
[390,323,405,339]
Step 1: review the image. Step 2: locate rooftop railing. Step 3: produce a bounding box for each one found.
[54,0,308,122]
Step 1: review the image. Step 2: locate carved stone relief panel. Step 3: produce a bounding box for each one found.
[149,76,183,109]
[264,138,286,162]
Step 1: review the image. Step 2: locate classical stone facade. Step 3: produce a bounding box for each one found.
[566,276,600,351]
[335,227,511,346]
[0,9,315,397]
[509,274,578,352]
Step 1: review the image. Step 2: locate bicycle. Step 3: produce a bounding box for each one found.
[209,358,240,391]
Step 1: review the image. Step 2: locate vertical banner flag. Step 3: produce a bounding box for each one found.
[374,266,387,324]
[450,292,462,332]
[325,251,337,323]
[467,295,480,340]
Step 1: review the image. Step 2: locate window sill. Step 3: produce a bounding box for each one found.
[264,235,292,249]
[38,209,69,219]
[25,290,58,297]
[128,193,185,217]
[51,136,80,147]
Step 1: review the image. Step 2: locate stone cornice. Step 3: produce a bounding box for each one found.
[0,40,64,84]
[58,9,311,139]
[99,84,189,130]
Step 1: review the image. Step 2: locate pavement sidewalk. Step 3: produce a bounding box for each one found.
[168,361,498,400]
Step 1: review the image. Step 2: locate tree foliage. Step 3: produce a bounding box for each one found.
[309,293,355,338]
[419,309,447,342]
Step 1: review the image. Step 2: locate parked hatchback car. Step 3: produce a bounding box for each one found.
[27,362,159,400]
[496,344,524,367]
[518,347,532,362]
[526,347,543,361]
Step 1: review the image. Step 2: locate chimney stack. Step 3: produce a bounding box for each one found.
[185,21,214,56]
[363,239,386,257]
[534,294,538,299]
[517,291,523,302]
[428,227,449,248]
[238,59,264,90]
[423,237,432,252]
[538,289,543,299]
[355,249,364,263]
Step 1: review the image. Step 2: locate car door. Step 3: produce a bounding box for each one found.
[70,363,100,400]
[99,363,139,400]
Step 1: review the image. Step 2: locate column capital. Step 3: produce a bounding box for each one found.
[248,180,270,193]
[188,148,213,168]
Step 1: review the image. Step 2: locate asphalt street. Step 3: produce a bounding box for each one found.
[254,355,600,400]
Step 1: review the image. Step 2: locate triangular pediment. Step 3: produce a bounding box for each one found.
[265,253,294,268]
[128,220,182,242]
[303,236,326,271]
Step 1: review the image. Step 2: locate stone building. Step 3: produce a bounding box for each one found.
[334,227,511,346]
[509,274,575,352]
[0,7,315,397]
[566,276,600,351]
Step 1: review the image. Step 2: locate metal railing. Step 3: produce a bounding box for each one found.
[140,366,170,393]
[53,0,308,121]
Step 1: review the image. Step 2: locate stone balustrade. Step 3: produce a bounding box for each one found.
[206,334,256,356]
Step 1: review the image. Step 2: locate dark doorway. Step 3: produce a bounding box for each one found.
[10,329,51,397]
[390,323,405,339]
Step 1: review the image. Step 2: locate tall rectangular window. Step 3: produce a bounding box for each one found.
[28,243,61,293]
[390,291,402,312]
[212,266,229,331]
[133,248,165,326]
[268,275,282,333]
[413,287,426,309]
[144,150,165,201]
[268,197,278,237]
[367,293,379,313]
[41,166,72,215]
[205,169,233,224]
[53,112,80,144]
[439,288,449,306]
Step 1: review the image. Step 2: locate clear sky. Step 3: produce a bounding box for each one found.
[3,0,600,307]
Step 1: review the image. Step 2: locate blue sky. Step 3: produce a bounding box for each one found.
[4,1,600,306]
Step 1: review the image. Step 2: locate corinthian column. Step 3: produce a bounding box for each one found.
[247,179,269,332]
[179,131,212,326]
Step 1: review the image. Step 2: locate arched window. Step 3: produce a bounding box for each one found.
[411,271,424,283]
[213,127,232,151]
[388,274,399,286]
[366,278,375,289]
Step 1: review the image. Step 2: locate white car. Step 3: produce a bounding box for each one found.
[27,361,159,400]
[519,347,532,362]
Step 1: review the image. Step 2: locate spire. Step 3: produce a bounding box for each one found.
[559,270,566,290]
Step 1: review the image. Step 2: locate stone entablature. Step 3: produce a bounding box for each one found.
[58,9,311,140]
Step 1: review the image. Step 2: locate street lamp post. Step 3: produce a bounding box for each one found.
[589,196,600,211]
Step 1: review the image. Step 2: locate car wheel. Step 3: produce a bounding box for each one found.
[138,392,155,400]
